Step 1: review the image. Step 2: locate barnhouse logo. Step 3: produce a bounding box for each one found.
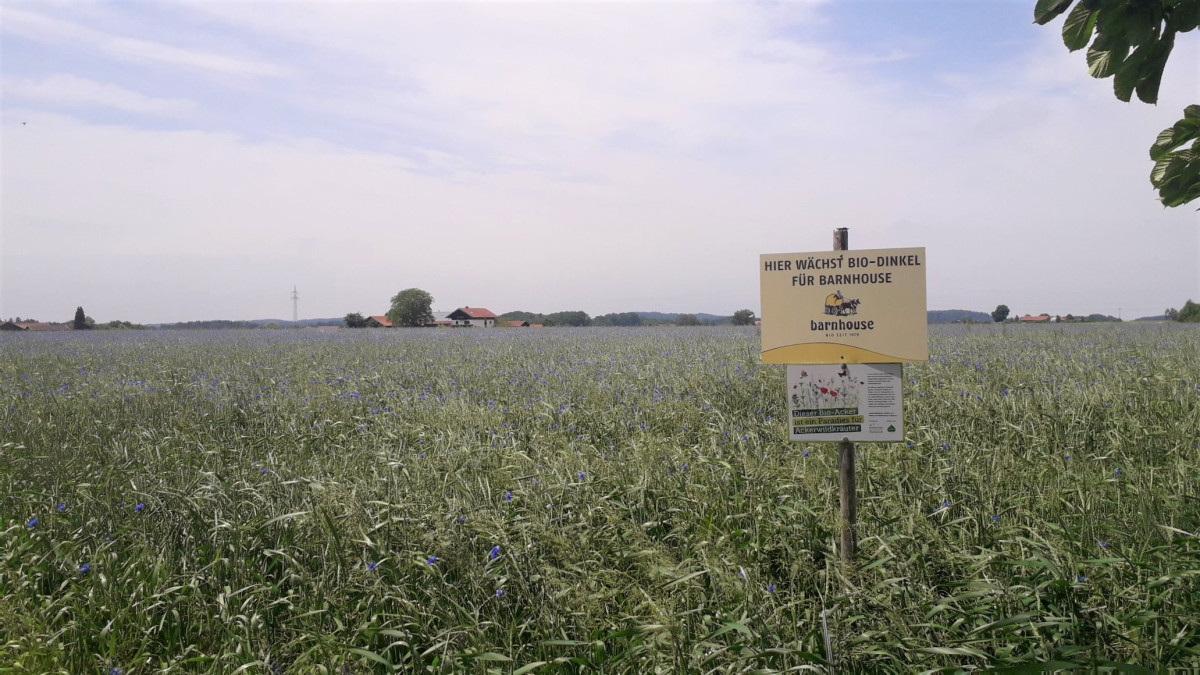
[812,291,874,332]
[823,291,860,316]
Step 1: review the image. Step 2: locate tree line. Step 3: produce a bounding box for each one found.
[345,288,758,328]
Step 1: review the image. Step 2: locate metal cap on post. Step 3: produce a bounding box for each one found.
[833,227,856,562]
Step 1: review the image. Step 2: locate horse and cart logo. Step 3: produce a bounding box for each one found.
[823,291,861,316]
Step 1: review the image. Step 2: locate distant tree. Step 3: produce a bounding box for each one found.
[991,304,1010,323]
[675,313,701,326]
[544,311,590,327]
[73,307,90,330]
[499,310,544,322]
[344,312,369,328]
[1165,307,1180,321]
[387,289,434,327]
[594,312,642,327]
[1178,300,1200,322]
[731,309,756,326]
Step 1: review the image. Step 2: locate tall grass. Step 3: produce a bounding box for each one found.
[2,325,1198,673]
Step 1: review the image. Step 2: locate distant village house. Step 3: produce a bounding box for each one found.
[446,307,496,327]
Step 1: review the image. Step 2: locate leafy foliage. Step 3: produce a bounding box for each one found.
[543,310,591,327]
[344,312,370,328]
[1150,104,1200,206]
[593,312,643,327]
[1034,0,1200,206]
[992,305,1011,323]
[387,288,434,327]
[675,313,701,326]
[72,306,89,330]
[1178,299,1200,321]
[732,309,757,326]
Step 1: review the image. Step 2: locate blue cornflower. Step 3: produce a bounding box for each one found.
[259,468,268,474]
[57,503,66,512]
[578,471,585,481]
[1001,389,1008,397]
[426,555,438,566]
[1098,541,1108,549]
[26,517,37,528]
[1114,468,1121,477]
[802,450,809,458]
[495,589,505,598]
[1076,575,1087,583]
[134,503,145,512]
[110,670,123,675]
[79,563,90,573]
[504,491,512,502]
[1064,454,1071,460]
[368,561,378,571]
[458,515,467,523]
[943,500,951,508]
[766,584,776,592]
[489,545,501,560]
[738,570,745,579]
[940,444,949,451]
[418,452,425,460]
[992,515,1001,522]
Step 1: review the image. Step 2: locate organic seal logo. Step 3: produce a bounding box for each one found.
[823,291,861,317]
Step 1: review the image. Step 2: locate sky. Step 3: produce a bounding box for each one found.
[1,0,1197,324]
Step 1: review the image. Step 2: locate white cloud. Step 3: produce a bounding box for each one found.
[3,74,193,115]
[0,5,289,78]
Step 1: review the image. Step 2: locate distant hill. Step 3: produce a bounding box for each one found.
[927,309,992,324]
[150,318,344,329]
[634,312,732,325]
[1134,315,1168,322]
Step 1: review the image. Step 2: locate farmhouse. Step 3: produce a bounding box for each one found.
[17,322,71,331]
[447,307,497,327]
[506,320,530,328]
[367,315,392,328]
[0,321,24,331]
[1019,314,1060,323]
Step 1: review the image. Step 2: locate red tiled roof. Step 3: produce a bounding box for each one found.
[455,307,497,319]
[530,324,544,328]
[1019,315,1050,322]
[369,315,393,327]
[506,320,528,327]
[17,322,71,331]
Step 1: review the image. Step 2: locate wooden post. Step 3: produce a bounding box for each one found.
[833,227,857,562]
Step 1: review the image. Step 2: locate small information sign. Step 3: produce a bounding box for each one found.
[787,363,902,442]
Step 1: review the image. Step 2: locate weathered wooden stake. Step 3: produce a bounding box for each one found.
[833,227,857,562]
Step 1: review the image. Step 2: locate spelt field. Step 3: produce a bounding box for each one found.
[2,325,1198,674]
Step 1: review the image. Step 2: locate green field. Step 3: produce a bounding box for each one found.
[2,325,1198,673]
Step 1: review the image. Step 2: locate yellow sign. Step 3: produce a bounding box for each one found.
[760,247,927,364]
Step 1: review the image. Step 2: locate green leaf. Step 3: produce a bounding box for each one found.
[919,646,989,658]
[1134,30,1175,103]
[347,647,393,668]
[968,612,1038,635]
[1035,0,1075,24]
[513,663,549,675]
[986,661,1083,674]
[1062,3,1097,51]
[467,652,512,662]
